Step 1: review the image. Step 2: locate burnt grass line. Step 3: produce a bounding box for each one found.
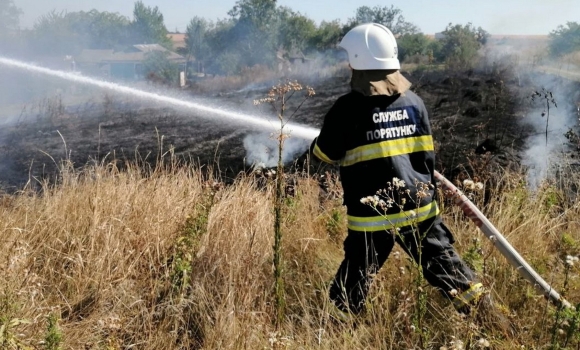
[0,67,558,193]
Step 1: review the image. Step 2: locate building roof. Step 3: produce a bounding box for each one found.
[168,33,186,49]
[131,44,185,61]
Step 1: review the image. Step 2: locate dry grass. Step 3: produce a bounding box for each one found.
[189,65,277,94]
[563,51,580,68]
[188,62,350,94]
[2,158,580,349]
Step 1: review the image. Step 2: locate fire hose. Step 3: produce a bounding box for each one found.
[434,170,572,309]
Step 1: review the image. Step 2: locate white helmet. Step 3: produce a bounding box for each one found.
[339,23,400,70]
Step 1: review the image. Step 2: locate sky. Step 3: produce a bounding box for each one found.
[13,0,580,35]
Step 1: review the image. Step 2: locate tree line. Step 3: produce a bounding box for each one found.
[16,0,576,76]
[0,1,171,54]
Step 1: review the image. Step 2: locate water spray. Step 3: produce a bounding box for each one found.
[0,56,319,140]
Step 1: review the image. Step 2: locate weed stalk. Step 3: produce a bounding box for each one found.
[273,97,286,329]
[530,88,557,145]
[254,80,314,329]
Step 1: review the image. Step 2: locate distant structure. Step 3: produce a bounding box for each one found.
[434,32,446,40]
[76,44,186,80]
[167,33,187,50]
[276,48,312,73]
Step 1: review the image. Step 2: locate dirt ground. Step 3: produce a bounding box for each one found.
[0,65,559,192]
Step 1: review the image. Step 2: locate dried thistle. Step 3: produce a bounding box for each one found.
[253,78,315,329]
[529,87,557,144]
[253,80,315,112]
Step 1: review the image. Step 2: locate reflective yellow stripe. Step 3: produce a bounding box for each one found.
[341,135,434,167]
[313,143,337,164]
[347,202,439,232]
[453,283,484,309]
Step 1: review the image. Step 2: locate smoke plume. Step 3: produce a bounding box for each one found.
[243,132,310,168]
[483,39,580,188]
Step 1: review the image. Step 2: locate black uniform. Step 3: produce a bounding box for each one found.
[312,90,479,314]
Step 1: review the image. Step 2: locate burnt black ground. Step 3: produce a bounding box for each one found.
[0,67,530,193]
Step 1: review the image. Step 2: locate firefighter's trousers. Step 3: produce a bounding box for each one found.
[329,218,477,314]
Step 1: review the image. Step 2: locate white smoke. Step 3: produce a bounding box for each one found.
[519,78,578,189]
[521,132,567,189]
[482,39,580,188]
[243,132,310,168]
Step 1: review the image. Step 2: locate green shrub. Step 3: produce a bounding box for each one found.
[550,22,580,57]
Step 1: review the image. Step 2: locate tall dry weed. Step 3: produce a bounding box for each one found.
[2,160,580,348]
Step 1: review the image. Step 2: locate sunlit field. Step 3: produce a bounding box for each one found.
[3,0,580,348]
[2,157,580,349]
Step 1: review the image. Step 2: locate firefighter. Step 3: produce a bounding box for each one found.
[309,23,483,316]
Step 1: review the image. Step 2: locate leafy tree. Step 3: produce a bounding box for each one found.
[142,50,179,84]
[130,1,171,48]
[205,18,235,54]
[31,10,131,55]
[0,0,22,52]
[193,0,279,74]
[549,22,580,56]
[203,18,237,74]
[30,1,175,55]
[228,0,277,33]
[227,0,278,68]
[345,5,419,36]
[31,11,81,54]
[426,39,443,63]
[437,23,489,68]
[277,7,316,53]
[397,33,431,62]
[309,20,342,51]
[68,10,131,49]
[184,17,212,73]
[0,0,21,31]
[214,50,244,76]
[192,1,422,74]
[30,1,172,55]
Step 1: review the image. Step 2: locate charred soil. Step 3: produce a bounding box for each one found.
[0,67,533,192]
